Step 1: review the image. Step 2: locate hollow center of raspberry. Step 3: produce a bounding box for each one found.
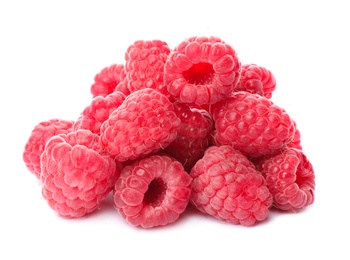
[143,178,167,207]
[183,62,215,85]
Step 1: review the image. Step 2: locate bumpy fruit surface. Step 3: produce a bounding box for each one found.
[164,102,214,171]
[91,64,126,97]
[125,39,171,97]
[23,119,74,179]
[114,154,192,228]
[164,36,241,105]
[235,63,276,98]
[190,145,273,226]
[40,130,121,218]
[255,148,315,211]
[99,88,181,162]
[211,91,295,158]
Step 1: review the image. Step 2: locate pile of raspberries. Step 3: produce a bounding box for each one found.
[23,36,315,228]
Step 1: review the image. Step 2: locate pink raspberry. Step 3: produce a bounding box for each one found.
[255,148,315,211]
[211,91,296,158]
[164,36,241,105]
[164,102,214,171]
[287,120,302,150]
[114,154,192,228]
[190,145,273,226]
[23,119,74,179]
[99,88,181,162]
[91,64,126,97]
[124,39,171,97]
[73,91,126,134]
[235,64,276,98]
[40,130,121,218]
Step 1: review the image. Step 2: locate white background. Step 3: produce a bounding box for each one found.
[1,1,349,259]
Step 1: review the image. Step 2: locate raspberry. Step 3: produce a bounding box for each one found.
[255,148,315,211]
[211,91,296,158]
[125,39,171,97]
[164,102,214,172]
[73,91,126,134]
[287,120,302,150]
[164,36,241,105]
[190,145,273,226]
[114,154,192,228]
[91,64,126,97]
[99,88,181,162]
[40,129,121,218]
[114,78,130,96]
[23,119,74,179]
[235,64,276,98]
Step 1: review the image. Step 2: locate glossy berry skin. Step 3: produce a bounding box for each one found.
[164,102,214,172]
[190,145,273,226]
[255,148,315,211]
[235,64,276,99]
[99,88,181,162]
[125,39,171,97]
[91,64,126,97]
[211,91,296,158]
[164,36,241,105]
[23,119,74,179]
[114,154,192,228]
[40,130,121,218]
[73,91,126,134]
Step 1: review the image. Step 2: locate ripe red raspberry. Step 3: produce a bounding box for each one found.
[211,91,296,158]
[114,154,192,228]
[164,102,214,171]
[125,39,171,97]
[23,119,74,179]
[91,64,126,97]
[190,145,273,226]
[73,91,126,134]
[99,88,181,162]
[164,36,241,105]
[255,148,315,211]
[235,64,276,98]
[40,130,121,218]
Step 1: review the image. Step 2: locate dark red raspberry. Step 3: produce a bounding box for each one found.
[255,148,315,211]
[99,88,181,162]
[114,154,192,228]
[190,145,273,226]
[211,91,296,158]
[73,91,126,134]
[235,64,276,98]
[124,39,171,97]
[23,119,74,179]
[91,64,126,97]
[40,129,121,218]
[164,102,214,172]
[164,36,241,105]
